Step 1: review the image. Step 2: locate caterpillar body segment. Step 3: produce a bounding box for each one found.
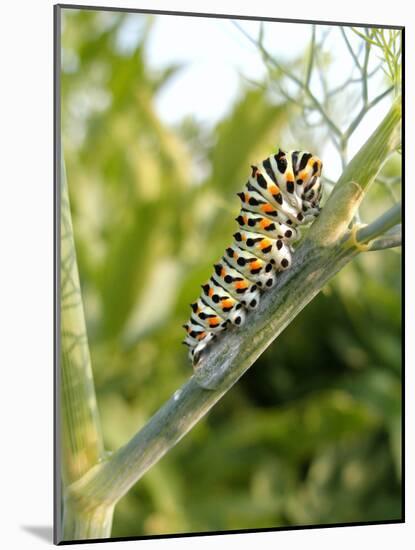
[222,245,275,289]
[183,148,323,365]
[198,279,243,323]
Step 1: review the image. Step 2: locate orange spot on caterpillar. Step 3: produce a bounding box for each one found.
[261,203,275,214]
[221,267,226,277]
[235,281,248,290]
[269,184,280,195]
[222,299,233,308]
[259,239,272,250]
[196,332,206,340]
[208,287,214,297]
[259,219,271,230]
[251,260,262,270]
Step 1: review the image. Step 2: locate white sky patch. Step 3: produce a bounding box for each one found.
[145,16,312,126]
[114,13,394,183]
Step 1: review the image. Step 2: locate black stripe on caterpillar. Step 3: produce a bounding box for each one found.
[183,148,323,365]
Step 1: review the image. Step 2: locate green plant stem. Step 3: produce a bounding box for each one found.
[356,203,401,244]
[309,96,401,247]
[368,225,401,251]
[62,499,114,540]
[341,27,362,71]
[305,25,316,88]
[61,164,106,539]
[346,93,401,185]
[344,86,394,141]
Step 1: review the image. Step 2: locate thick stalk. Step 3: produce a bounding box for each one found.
[356,203,401,244]
[60,165,108,539]
[61,166,104,483]
[369,225,401,251]
[309,96,401,246]
[62,498,114,541]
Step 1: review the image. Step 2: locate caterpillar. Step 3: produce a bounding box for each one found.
[183,148,323,365]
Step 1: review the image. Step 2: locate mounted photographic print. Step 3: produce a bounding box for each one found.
[54,4,404,545]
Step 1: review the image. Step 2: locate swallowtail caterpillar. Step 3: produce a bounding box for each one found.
[183,148,323,365]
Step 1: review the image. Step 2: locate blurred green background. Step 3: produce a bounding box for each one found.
[61,9,402,537]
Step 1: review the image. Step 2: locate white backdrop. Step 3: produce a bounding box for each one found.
[0,0,411,548]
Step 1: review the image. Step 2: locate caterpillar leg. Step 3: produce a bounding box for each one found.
[185,332,216,366]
